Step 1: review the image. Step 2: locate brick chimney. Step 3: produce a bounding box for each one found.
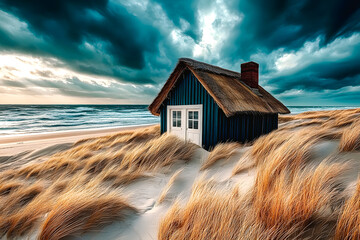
[241,61,259,88]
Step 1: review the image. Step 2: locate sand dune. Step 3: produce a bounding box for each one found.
[0,109,359,239]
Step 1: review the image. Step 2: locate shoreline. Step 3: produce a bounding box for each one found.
[0,124,157,145]
[0,124,157,156]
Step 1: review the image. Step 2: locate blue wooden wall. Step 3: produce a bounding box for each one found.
[159,70,278,149]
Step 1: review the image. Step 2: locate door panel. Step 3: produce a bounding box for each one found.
[186,109,201,145]
[168,105,202,146]
[169,109,185,139]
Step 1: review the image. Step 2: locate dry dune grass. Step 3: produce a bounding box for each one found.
[335,179,360,240]
[279,108,360,123]
[0,125,199,238]
[38,188,135,240]
[339,119,360,152]
[245,108,360,170]
[13,126,196,182]
[279,108,360,134]
[160,160,345,239]
[0,180,23,196]
[252,161,346,238]
[157,169,183,204]
[201,142,241,170]
[242,127,326,171]
[161,108,360,239]
[158,179,249,240]
[279,118,326,130]
[1,109,359,239]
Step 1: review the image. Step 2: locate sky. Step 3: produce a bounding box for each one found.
[0,0,359,106]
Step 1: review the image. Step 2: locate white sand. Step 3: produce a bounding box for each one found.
[1,123,360,240]
[0,124,156,156]
[78,138,359,240]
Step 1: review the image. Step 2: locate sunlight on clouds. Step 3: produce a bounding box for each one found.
[0,54,59,80]
[0,54,112,87]
[275,33,360,73]
[274,53,298,71]
[0,92,135,105]
[114,0,149,13]
[193,0,242,59]
[0,10,43,46]
[0,10,31,37]
[0,53,156,104]
[170,28,195,52]
[276,89,305,98]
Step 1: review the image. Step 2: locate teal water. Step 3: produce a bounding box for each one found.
[0,105,357,136]
[0,105,159,136]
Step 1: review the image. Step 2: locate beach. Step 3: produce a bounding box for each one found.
[0,124,156,156]
[0,108,359,239]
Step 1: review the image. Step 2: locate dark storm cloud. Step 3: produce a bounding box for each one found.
[223,0,360,59]
[269,40,360,94]
[0,79,26,88]
[0,0,160,83]
[0,0,359,104]
[0,76,149,99]
[154,0,199,40]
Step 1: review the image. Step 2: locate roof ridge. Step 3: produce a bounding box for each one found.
[179,58,241,78]
[148,58,290,116]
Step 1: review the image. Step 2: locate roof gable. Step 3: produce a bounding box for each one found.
[148,58,290,117]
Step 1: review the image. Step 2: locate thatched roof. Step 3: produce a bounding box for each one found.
[149,58,290,117]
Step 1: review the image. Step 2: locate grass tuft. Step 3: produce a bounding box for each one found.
[339,119,360,152]
[201,142,241,170]
[0,125,199,237]
[38,189,135,240]
[335,180,360,239]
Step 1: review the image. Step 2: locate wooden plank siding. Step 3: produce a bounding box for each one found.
[160,70,278,150]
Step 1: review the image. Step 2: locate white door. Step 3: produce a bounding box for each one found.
[169,109,185,139]
[168,105,202,146]
[186,109,201,145]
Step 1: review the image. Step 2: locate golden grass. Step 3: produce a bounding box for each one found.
[247,124,344,172]
[0,182,44,215]
[158,179,248,240]
[160,160,345,239]
[253,161,346,238]
[247,124,348,238]
[280,118,326,130]
[339,119,360,152]
[335,180,360,239]
[279,108,360,123]
[278,108,359,153]
[279,108,360,133]
[249,127,329,170]
[200,142,241,170]
[160,109,360,239]
[1,109,359,238]
[0,125,199,238]
[231,150,255,175]
[0,181,49,237]
[38,189,135,240]
[13,129,196,182]
[0,180,23,196]
[157,169,183,204]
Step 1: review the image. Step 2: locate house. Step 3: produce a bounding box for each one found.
[148,58,290,149]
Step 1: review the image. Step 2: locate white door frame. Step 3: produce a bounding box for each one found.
[167,104,203,146]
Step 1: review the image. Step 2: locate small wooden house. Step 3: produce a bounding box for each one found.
[148,58,290,149]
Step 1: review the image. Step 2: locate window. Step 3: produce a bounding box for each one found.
[188,110,199,129]
[172,110,181,127]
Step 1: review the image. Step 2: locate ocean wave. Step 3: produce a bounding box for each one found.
[0,105,159,136]
[1,105,357,136]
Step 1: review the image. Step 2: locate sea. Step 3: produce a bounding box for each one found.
[0,105,357,137]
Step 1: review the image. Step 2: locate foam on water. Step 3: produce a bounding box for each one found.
[0,105,357,136]
[0,105,159,136]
